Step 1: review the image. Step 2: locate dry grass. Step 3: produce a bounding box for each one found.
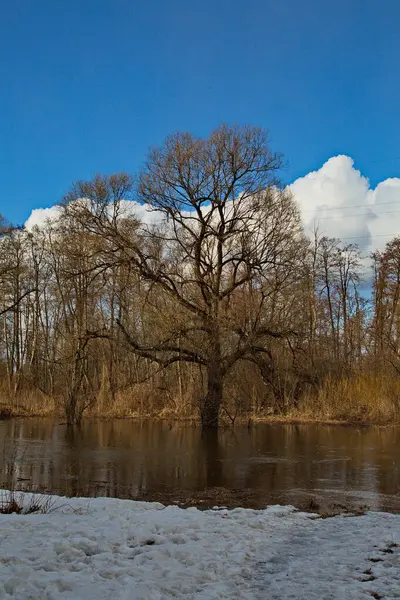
[0,388,57,419]
[0,490,59,515]
[1,371,400,426]
[92,378,201,420]
[295,373,400,424]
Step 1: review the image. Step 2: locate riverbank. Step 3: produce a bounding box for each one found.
[2,371,400,425]
[1,403,399,428]
[0,491,399,599]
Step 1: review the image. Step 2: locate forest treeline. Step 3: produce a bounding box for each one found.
[1,125,400,428]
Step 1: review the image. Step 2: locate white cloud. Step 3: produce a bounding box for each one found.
[24,201,162,232]
[24,157,400,255]
[118,200,165,227]
[290,155,400,252]
[25,205,62,231]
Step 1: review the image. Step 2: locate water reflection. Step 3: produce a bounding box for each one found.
[0,419,399,511]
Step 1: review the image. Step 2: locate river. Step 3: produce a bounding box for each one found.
[0,419,399,512]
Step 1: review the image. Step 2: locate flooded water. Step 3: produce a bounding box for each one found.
[0,419,399,512]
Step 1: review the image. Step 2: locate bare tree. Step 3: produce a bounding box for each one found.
[64,125,303,428]
[0,128,384,425]
[372,237,400,374]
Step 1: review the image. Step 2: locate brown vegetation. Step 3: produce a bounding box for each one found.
[0,490,59,514]
[1,124,400,429]
[1,372,399,426]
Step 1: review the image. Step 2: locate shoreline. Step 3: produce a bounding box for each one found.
[1,408,399,428]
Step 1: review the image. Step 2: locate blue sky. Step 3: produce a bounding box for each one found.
[1,0,399,225]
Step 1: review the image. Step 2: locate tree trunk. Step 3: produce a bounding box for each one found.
[65,395,77,425]
[200,363,222,429]
[65,390,84,426]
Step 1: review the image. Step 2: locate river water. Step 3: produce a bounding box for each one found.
[0,419,399,512]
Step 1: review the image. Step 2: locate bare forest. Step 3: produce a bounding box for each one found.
[1,125,400,428]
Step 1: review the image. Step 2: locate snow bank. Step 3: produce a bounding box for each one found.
[0,493,398,599]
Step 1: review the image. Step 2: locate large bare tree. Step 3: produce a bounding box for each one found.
[64,125,303,428]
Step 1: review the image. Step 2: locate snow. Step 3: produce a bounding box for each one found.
[0,492,399,599]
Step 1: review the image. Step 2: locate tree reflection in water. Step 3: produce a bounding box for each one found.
[0,419,398,512]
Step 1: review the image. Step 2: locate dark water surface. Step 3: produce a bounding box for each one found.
[0,419,399,512]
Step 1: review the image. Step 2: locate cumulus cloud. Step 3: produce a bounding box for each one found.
[24,200,162,231]
[290,155,400,253]
[25,205,62,231]
[25,157,400,255]
[118,200,165,227]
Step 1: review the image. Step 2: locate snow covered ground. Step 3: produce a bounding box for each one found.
[0,492,399,599]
